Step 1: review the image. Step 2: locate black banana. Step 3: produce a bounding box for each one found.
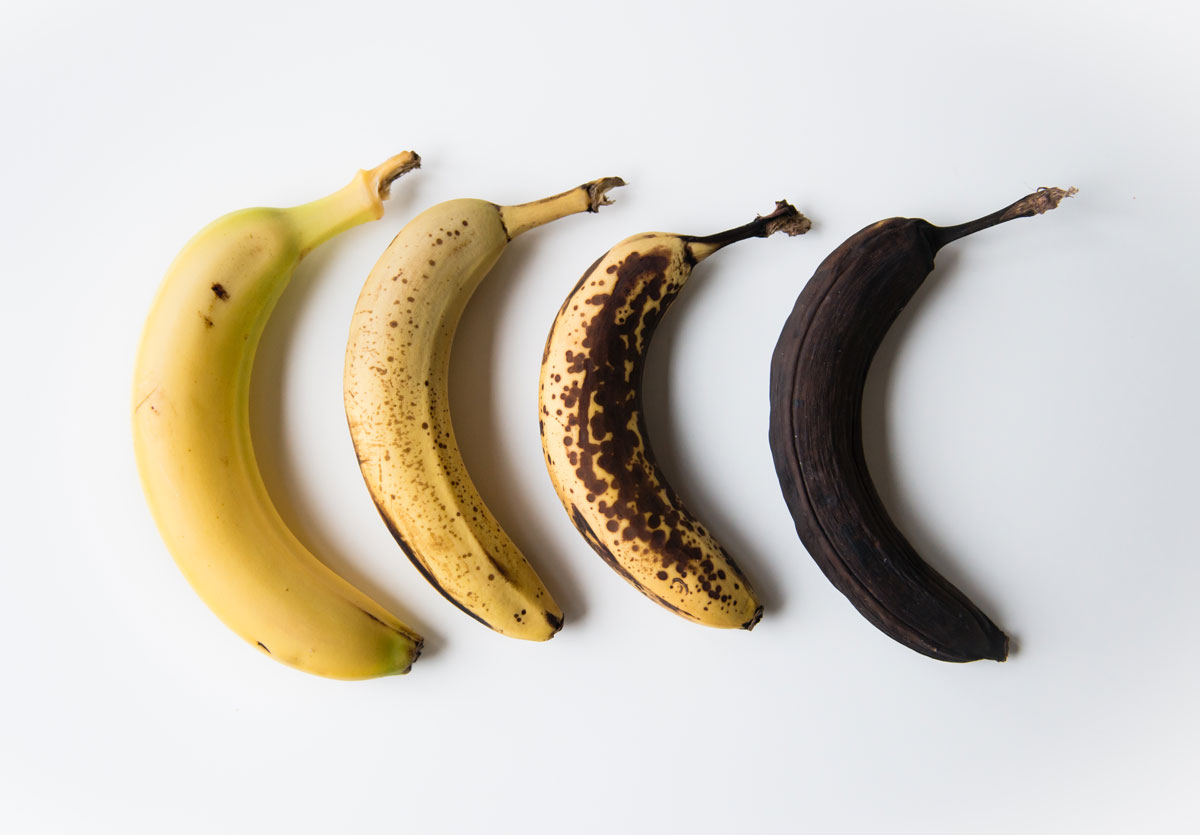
[768,187,1075,662]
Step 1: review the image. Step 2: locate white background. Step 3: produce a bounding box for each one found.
[2,1,1197,832]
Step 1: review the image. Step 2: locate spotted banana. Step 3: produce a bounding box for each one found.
[539,202,810,628]
[345,177,625,640]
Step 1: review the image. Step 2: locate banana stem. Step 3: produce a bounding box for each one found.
[498,176,625,239]
[931,186,1077,248]
[686,201,811,262]
[289,151,420,255]
[370,151,422,199]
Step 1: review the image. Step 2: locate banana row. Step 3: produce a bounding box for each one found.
[132,151,1072,678]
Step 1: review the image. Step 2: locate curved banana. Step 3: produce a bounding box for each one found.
[769,187,1075,662]
[540,202,810,628]
[345,177,625,640]
[133,153,424,680]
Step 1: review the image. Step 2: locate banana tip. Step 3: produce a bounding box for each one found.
[742,605,765,631]
[766,200,812,237]
[1032,185,1077,214]
[586,176,627,211]
[374,151,422,199]
[395,637,424,675]
[1002,186,1077,223]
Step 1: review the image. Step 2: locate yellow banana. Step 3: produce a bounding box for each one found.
[540,202,810,628]
[133,153,423,680]
[345,177,625,640]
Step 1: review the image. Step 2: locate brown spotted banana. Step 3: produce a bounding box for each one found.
[539,202,810,628]
[345,177,625,640]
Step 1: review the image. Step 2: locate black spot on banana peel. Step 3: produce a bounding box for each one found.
[768,187,1076,662]
[541,202,809,629]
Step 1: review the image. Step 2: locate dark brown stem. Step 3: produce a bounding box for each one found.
[686,201,811,261]
[932,186,1076,248]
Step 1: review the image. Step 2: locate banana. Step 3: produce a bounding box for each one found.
[769,187,1076,662]
[133,153,424,680]
[540,202,811,628]
[345,177,625,640]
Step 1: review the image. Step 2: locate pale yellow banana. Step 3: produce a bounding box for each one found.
[540,203,810,628]
[345,177,624,640]
[133,153,423,679]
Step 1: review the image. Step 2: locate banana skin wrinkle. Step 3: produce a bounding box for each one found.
[769,187,1076,662]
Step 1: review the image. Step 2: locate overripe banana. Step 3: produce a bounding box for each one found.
[345,177,625,640]
[540,202,811,628]
[133,153,424,680]
[769,187,1076,662]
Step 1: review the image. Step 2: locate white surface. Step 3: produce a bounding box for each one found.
[2,1,1198,832]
